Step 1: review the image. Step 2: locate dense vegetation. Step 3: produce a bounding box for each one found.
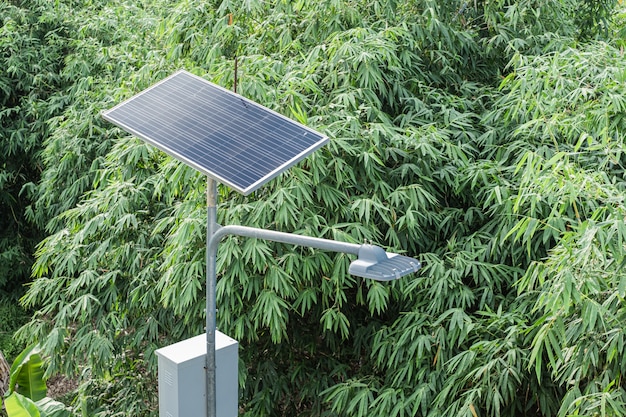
[3,0,626,416]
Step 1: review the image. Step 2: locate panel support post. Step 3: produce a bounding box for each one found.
[206,177,218,417]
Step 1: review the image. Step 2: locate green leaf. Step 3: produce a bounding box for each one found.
[15,353,47,402]
[4,392,40,417]
[36,397,72,417]
[8,345,41,395]
[366,282,389,315]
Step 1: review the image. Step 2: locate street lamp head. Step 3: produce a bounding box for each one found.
[348,244,421,281]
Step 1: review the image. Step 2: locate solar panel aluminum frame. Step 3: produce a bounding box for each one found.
[101,70,329,195]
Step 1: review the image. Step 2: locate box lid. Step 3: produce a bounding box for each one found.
[155,331,238,365]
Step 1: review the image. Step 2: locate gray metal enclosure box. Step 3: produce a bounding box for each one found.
[155,331,238,417]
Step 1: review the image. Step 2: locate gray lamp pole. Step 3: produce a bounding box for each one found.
[204,179,421,417]
[99,69,420,417]
[206,178,219,417]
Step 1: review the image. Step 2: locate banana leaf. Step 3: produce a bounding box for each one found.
[36,397,72,417]
[3,392,40,417]
[8,345,46,402]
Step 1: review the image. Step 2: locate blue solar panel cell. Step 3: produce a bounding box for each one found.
[102,70,328,195]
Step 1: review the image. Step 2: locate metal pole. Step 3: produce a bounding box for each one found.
[206,178,218,417]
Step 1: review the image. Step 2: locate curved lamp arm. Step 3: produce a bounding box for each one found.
[209,224,421,281]
[205,184,420,417]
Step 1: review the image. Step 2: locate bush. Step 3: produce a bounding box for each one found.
[0,295,29,364]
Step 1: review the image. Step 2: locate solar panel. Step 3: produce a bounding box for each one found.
[102,70,328,195]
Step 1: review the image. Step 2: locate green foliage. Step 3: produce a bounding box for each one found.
[2,393,72,417]
[0,296,30,364]
[8,346,46,402]
[473,40,626,417]
[2,393,41,417]
[575,0,620,39]
[0,0,67,291]
[614,4,626,46]
[9,0,626,416]
[2,345,71,417]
